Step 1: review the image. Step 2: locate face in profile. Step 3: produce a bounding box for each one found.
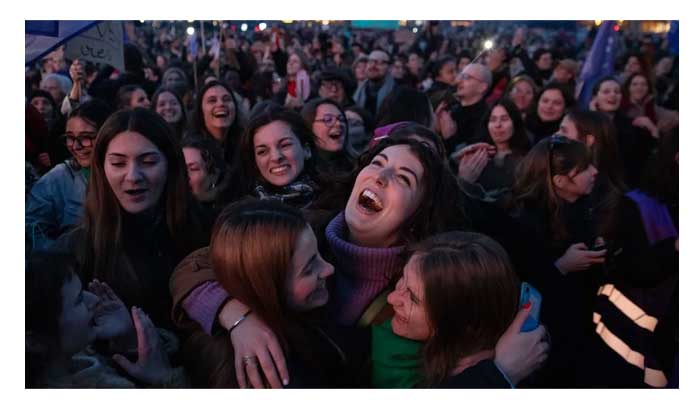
[285,226,335,312]
[104,131,169,214]
[345,144,425,248]
[58,273,99,356]
[183,147,210,197]
[554,163,598,201]
[253,120,309,187]
[387,255,431,341]
[129,88,151,109]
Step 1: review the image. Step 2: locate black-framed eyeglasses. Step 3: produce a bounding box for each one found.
[314,114,347,127]
[61,134,97,148]
[320,81,342,91]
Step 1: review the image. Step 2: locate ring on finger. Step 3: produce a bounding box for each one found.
[242,355,258,366]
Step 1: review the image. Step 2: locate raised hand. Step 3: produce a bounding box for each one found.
[494,305,549,385]
[458,148,491,183]
[88,280,134,343]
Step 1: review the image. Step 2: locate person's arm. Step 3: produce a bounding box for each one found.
[25,168,62,250]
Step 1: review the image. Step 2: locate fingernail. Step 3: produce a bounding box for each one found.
[283,379,289,386]
[523,301,531,310]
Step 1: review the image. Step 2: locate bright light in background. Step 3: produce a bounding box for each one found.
[483,40,494,50]
[412,27,418,33]
[595,20,602,26]
[613,25,620,32]
[258,22,267,31]
[282,20,294,24]
[187,20,194,23]
[139,20,144,23]
[322,20,329,26]
[241,23,248,32]
[186,26,195,36]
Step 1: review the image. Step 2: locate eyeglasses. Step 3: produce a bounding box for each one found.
[368,59,388,66]
[457,72,484,83]
[61,134,97,148]
[320,81,342,91]
[314,114,347,127]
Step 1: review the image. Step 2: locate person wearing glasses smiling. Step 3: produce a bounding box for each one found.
[353,50,396,117]
[301,98,355,176]
[26,100,113,252]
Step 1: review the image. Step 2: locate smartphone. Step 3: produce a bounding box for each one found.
[519,282,542,332]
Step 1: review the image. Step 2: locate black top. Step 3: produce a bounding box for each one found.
[446,99,489,154]
[436,359,511,389]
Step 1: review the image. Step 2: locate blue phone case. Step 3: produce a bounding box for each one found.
[519,282,542,332]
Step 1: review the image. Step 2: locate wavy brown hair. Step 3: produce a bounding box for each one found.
[410,231,520,386]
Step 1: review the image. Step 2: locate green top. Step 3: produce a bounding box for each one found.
[371,319,423,388]
[80,167,90,182]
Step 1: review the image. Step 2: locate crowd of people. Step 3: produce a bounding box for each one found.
[25,20,679,389]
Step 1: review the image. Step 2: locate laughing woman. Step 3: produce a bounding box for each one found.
[230,106,325,209]
[189,80,243,166]
[50,108,209,329]
[300,98,355,176]
[169,137,469,387]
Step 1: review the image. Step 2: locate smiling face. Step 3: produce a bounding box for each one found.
[65,116,98,168]
[285,226,335,312]
[104,131,168,214]
[536,52,553,71]
[129,88,151,109]
[254,120,308,187]
[345,144,425,248]
[312,103,347,153]
[155,91,183,124]
[594,80,622,113]
[202,85,236,140]
[537,88,566,122]
[387,255,431,341]
[509,80,535,112]
[624,56,641,76]
[58,273,98,356]
[629,75,650,103]
[367,51,390,81]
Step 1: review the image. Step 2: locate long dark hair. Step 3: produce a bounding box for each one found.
[64,99,114,169]
[375,86,435,128]
[190,80,242,165]
[235,106,319,196]
[79,108,203,301]
[481,98,530,156]
[300,97,350,153]
[410,232,520,387]
[640,128,678,205]
[511,135,591,241]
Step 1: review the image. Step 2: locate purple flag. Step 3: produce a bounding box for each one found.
[576,21,617,108]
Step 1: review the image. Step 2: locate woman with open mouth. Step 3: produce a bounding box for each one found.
[189,80,242,167]
[50,108,210,331]
[231,105,326,210]
[590,76,658,189]
[27,100,112,252]
[300,98,355,176]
